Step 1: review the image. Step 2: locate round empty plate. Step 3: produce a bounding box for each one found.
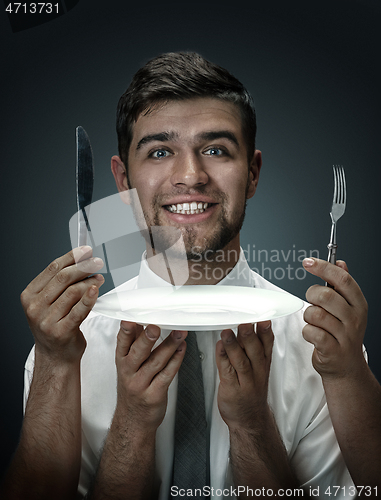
[93,285,303,331]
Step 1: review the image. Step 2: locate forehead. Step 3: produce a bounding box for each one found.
[130,98,243,145]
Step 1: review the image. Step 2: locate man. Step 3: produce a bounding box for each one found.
[2,52,379,500]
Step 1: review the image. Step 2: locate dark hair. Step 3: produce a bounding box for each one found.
[116,52,257,169]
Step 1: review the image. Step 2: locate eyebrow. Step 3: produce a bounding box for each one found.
[136,132,178,150]
[135,129,240,151]
[195,130,239,147]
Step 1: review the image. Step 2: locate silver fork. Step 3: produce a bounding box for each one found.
[326,165,346,287]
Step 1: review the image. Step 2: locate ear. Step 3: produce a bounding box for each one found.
[111,155,131,204]
[246,150,262,199]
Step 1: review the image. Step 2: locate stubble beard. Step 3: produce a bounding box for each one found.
[142,191,247,263]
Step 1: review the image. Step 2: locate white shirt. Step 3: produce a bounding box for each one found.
[23,249,354,499]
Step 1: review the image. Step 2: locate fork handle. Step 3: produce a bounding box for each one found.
[326,243,338,288]
[327,242,338,264]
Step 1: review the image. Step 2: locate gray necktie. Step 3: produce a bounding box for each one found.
[171,331,208,497]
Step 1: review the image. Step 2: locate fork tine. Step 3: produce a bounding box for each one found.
[333,165,338,204]
[340,165,346,207]
[337,166,342,204]
[336,165,342,204]
[338,166,343,204]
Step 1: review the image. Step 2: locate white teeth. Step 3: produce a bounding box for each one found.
[167,202,212,214]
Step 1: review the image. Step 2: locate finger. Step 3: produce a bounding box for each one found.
[26,247,93,295]
[139,330,188,381]
[49,274,105,322]
[60,282,101,330]
[305,284,352,324]
[236,323,265,365]
[116,321,143,360]
[303,305,344,342]
[303,258,364,309]
[220,329,251,382]
[151,341,187,393]
[74,246,99,270]
[124,324,162,374]
[302,323,339,359]
[45,258,104,305]
[256,321,274,360]
[215,338,238,385]
[42,256,104,305]
[235,323,273,381]
[336,260,349,273]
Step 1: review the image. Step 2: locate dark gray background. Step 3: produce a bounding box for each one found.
[1,0,380,478]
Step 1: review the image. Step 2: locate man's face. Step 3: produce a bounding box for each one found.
[113,98,261,259]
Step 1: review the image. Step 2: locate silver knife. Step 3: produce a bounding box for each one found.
[76,126,94,247]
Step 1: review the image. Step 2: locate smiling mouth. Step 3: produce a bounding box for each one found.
[164,202,215,215]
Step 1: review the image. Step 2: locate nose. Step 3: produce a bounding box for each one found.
[170,152,209,189]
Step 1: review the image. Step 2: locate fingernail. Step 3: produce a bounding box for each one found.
[120,321,131,332]
[223,331,234,343]
[73,245,92,263]
[172,330,186,341]
[303,258,315,268]
[146,327,159,340]
[80,245,92,254]
[262,321,271,331]
[93,258,104,267]
[240,323,253,336]
[95,274,104,281]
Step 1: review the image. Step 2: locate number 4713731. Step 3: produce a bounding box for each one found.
[325,486,377,497]
[5,3,60,14]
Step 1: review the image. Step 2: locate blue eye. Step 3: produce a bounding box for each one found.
[151,149,170,158]
[205,147,224,156]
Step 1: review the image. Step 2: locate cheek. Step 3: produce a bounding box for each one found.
[131,170,163,199]
[221,175,249,203]
[219,162,249,188]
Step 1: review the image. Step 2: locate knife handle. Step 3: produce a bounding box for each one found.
[78,217,88,247]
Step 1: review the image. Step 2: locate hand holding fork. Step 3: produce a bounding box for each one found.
[302,169,380,490]
[301,165,368,378]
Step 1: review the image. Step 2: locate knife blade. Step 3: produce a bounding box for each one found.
[76,126,94,247]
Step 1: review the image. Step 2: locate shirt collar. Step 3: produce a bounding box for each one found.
[136,247,255,289]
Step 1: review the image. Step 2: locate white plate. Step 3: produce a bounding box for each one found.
[93,286,303,331]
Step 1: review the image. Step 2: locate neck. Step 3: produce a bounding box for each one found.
[146,237,241,286]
